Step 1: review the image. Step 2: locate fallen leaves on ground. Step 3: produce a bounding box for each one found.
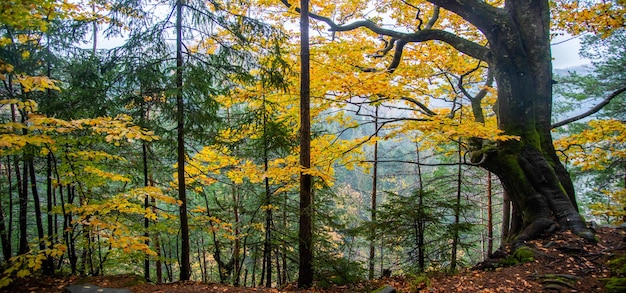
[1,227,624,292]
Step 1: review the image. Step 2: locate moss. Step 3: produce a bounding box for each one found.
[408,274,431,293]
[513,245,535,262]
[603,248,626,292]
[496,246,535,267]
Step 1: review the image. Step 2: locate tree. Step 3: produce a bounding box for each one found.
[175,0,191,281]
[274,0,608,243]
[298,0,313,288]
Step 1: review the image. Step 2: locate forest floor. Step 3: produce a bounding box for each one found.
[2,227,625,293]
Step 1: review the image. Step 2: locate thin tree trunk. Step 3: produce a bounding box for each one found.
[486,171,493,258]
[45,145,54,274]
[275,246,281,286]
[369,105,379,280]
[18,159,29,255]
[263,192,271,287]
[154,196,163,284]
[67,185,77,274]
[281,193,287,285]
[415,142,425,271]
[297,0,313,288]
[451,125,463,271]
[251,247,257,286]
[29,159,49,274]
[143,142,150,281]
[232,187,241,286]
[175,0,190,281]
[0,159,12,261]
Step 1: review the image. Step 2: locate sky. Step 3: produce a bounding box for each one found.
[551,34,591,69]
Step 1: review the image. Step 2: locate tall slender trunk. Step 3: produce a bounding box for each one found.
[415,143,425,271]
[0,159,12,261]
[175,0,191,281]
[451,120,463,271]
[281,193,287,285]
[262,98,272,287]
[368,106,378,280]
[486,171,493,258]
[13,103,28,255]
[91,1,97,54]
[19,159,28,255]
[45,58,55,274]
[232,187,241,286]
[297,0,313,288]
[153,196,163,283]
[251,247,257,286]
[67,185,77,273]
[29,158,50,275]
[143,142,150,281]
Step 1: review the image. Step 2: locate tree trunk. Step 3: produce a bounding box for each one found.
[468,0,594,243]
[501,190,510,244]
[297,0,313,288]
[451,133,462,271]
[232,188,241,286]
[415,143,425,271]
[29,158,50,275]
[0,159,12,261]
[175,0,191,281]
[18,159,28,255]
[486,171,493,258]
[369,106,378,280]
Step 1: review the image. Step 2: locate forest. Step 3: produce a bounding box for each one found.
[1,0,625,292]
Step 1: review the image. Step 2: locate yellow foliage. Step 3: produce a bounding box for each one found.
[555,119,626,171]
[555,119,626,224]
[553,0,626,38]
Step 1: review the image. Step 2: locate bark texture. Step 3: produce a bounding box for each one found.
[450,0,594,242]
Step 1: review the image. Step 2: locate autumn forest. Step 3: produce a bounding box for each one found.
[1,0,625,291]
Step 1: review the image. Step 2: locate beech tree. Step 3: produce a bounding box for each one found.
[269,0,626,243]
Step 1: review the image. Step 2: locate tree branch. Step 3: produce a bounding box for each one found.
[551,85,626,129]
[279,0,492,71]
[427,0,503,34]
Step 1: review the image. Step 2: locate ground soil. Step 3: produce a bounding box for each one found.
[2,227,624,292]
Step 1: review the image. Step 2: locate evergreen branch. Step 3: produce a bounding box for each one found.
[552,85,626,129]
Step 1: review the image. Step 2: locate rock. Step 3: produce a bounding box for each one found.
[544,283,563,291]
[371,285,397,293]
[65,284,131,293]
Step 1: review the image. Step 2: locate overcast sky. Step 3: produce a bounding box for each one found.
[551,34,590,69]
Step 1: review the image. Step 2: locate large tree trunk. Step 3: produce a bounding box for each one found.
[473,1,593,243]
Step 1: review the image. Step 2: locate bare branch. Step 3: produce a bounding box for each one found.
[425,5,440,29]
[368,37,398,58]
[279,0,491,68]
[427,0,503,34]
[457,61,491,101]
[552,85,626,129]
[400,96,437,116]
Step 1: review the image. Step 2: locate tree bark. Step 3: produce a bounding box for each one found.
[175,0,191,281]
[0,159,12,261]
[442,0,595,242]
[298,0,313,288]
[486,171,493,258]
[369,105,378,280]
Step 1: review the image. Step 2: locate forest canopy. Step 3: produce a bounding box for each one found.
[0,0,624,289]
